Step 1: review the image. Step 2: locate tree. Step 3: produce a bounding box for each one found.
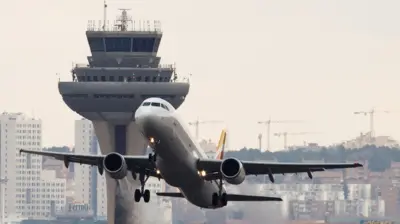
[225,145,400,172]
[368,150,392,172]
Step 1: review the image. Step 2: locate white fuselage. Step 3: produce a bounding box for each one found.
[135,100,226,209]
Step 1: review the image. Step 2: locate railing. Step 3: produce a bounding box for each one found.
[61,63,191,83]
[87,20,162,33]
[73,63,175,69]
[58,73,191,84]
[74,63,88,68]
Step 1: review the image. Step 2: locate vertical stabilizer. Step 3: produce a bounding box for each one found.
[215,129,227,160]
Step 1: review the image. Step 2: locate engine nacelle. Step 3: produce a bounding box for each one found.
[220,158,246,185]
[103,152,128,179]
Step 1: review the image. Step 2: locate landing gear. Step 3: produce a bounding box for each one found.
[135,189,150,202]
[221,192,227,206]
[134,171,151,203]
[148,153,157,163]
[211,178,228,207]
[134,189,141,202]
[143,189,150,203]
[212,192,227,206]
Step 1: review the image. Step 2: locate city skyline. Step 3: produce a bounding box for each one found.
[0,112,67,220]
[2,0,400,151]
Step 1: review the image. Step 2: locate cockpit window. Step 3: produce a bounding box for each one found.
[161,104,169,111]
[143,101,170,111]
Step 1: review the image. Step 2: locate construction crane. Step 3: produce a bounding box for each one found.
[188,118,223,140]
[274,132,320,150]
[354,108,390,140]
[257,118,304,151]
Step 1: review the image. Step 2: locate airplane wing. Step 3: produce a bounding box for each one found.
[197,159,362,181]
[19,149,161,179]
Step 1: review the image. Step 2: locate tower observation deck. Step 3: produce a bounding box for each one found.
[58,9,190,224]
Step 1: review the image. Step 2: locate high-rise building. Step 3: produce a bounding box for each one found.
[0,112,66,219]
[142,177,172,224]
[74,118,107,217]
[146,177,166,203]
[199,139,217,158]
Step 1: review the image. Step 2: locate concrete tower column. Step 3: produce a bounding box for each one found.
[93,121,148,223]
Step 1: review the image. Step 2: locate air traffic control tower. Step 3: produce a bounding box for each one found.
[58,9,190,224]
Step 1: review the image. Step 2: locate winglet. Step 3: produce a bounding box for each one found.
[215,129,227,160]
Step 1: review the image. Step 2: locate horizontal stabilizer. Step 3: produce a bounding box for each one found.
[156,192,184,198]
[227,194,282,202]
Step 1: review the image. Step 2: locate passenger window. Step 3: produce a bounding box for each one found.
[136,76,142,82]
[87,76,92,81]
[109,76,114,81]
[118,76,124,82]
[151,102,161,107]
[152,76,157,82]
[145,76,149,82]
[93,76,98,81]
[127,77,132,82]
[142,102,151,106]
[101,76,106,82]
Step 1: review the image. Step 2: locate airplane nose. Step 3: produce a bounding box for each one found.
[134,107,158,130]
[134,107,145,121]
[134,105,154,120]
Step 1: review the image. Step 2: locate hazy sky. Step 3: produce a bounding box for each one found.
[2,0,400,151]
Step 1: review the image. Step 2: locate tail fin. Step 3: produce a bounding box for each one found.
[215,129,227,160]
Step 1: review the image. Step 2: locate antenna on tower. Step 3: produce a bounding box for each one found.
[116,8,132,31]
[173,62,178,82]
[102,0,108,31]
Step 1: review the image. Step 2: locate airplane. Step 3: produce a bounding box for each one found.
[19,97,363,209]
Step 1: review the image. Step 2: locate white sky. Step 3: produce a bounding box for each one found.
[1,0,400,151]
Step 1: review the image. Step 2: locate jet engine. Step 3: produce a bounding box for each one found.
[220,158,246,185]
[103,152,128,179]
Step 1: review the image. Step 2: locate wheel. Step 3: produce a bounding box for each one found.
[143,189,150,203]
[221,193,227,206]
[153,153,157,162]
[134,189,141,202]
[211,193,219,206]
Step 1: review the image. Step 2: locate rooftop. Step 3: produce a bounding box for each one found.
[0,112,40,121]
[74,63,174,70]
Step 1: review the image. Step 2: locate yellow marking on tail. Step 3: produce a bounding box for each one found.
[215,129,227,160]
